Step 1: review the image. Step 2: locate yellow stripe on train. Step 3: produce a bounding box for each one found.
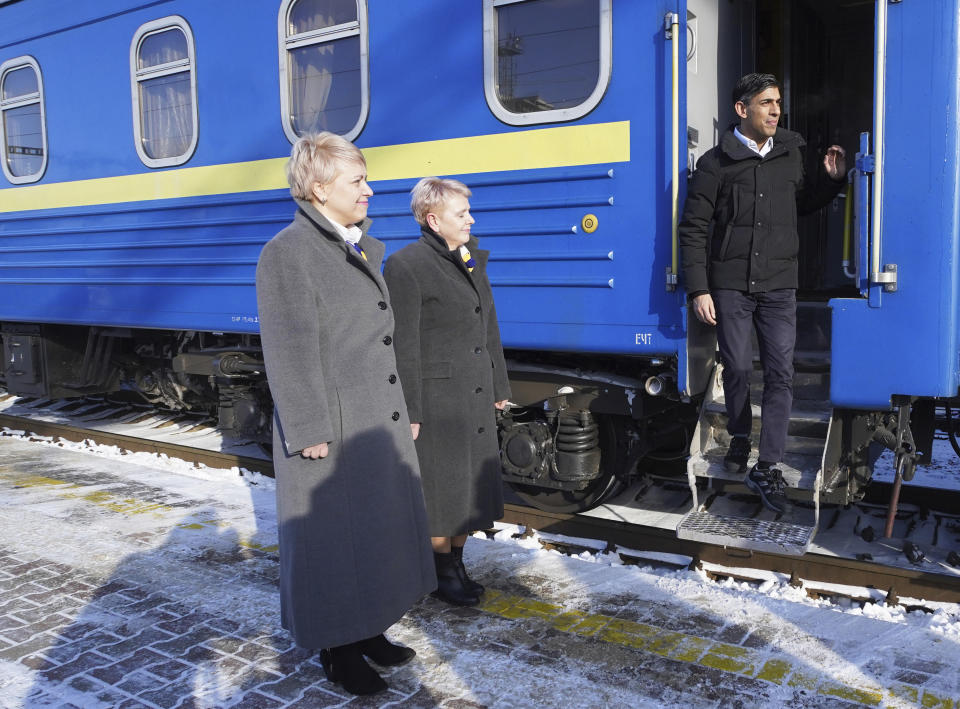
[0,121,630,214]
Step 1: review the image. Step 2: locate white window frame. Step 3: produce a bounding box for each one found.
[483,0,612,126]
[277,0,369,144]
[129,15,198,168]
[0,55,47,184]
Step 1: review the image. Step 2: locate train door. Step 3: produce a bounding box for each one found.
[830,0,960,410]
[677,0,879,554]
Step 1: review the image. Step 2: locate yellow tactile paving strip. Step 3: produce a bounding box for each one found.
[3,472,278,553]
[3,466,957,707]
[475,588,957,707]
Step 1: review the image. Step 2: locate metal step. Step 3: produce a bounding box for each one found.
[679,360,829,555]
[692,364,830,491]
[701,407,830,442]
[676,509,817,555]
[689,445,820,489]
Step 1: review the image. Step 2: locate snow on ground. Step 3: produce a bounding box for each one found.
[0,427,958,707]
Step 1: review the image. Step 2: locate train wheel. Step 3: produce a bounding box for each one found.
[506,415,626,513]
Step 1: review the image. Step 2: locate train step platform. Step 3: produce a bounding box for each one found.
[677,305,833,555]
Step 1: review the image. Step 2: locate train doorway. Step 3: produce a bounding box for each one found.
[686,0,875,299]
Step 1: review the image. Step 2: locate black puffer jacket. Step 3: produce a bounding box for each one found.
[679,126,844,295]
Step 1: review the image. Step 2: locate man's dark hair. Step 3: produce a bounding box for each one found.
[732,73,781,106]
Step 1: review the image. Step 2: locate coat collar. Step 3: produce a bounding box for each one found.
[719,124,805,162]
[294,198,384,270]
[418,226,489,268]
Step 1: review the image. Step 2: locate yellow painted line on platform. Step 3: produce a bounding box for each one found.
[476,589,957,708]
[0,121,630,213]
[175,516,278,554]
[0,470,277,553]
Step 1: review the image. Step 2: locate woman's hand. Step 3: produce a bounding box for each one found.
[494,400,509,410]
[301,442,329,459]
[410,423,421,440]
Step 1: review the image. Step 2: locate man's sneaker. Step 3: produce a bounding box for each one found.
[723,436,752,473]
[745,464,788,514]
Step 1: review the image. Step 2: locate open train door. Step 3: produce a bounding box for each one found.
[829,0,960,414]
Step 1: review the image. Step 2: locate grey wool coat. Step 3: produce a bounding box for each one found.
[383,228,511,536]
[255,199,436,650]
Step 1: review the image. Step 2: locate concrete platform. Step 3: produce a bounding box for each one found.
[0,433,957,708]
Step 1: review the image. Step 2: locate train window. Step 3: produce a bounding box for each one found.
[278,0,369,143]
[129,16,198,168]
[483,0,612,125]
[0,56,47,184]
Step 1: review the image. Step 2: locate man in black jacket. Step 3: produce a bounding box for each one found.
[679,73,846,513]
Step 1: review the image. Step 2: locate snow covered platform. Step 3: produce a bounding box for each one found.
[0,433,958,708]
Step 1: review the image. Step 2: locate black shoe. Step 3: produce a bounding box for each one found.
[451,545,484,595]
[320,643,387,696]
[724,436,752,473]
[745,464,788,514]
[432,551,480,606]
[357,634,416,666]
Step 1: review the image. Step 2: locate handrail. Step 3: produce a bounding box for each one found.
[666,12,680,291]
[871,0,897,290]
[842,183,856,279]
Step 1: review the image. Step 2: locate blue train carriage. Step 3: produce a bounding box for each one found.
[0,0,957,557]
[0,0,692,499]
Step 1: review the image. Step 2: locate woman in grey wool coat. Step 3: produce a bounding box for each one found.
[256,133,436,696]
[384,177,511,606]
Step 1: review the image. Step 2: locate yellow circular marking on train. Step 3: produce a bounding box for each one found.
[581,214,599,233]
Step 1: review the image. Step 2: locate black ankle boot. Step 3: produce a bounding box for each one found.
[432,551,480,606]
[357,633,416,666]
[320,642,387,696]
[451,545,484,595]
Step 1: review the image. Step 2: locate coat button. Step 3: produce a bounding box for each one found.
[383,335,392,345]
[477,427,485,434]
[475,387,483,393]
[474,346,482,354]
[392,411,400,421]
[378,301,387,310]
[474,306,481,313]
[389,374,397,384]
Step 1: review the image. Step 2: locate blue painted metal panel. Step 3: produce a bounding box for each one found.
[831,0,960,408]
[0,1,688,358]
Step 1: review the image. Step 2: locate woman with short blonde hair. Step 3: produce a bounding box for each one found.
[285,132,366,201]
[409,177,471,226]
[385,176,511,607]
[257,133,435,696]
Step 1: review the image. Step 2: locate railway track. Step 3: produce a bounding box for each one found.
[2,408,959,606]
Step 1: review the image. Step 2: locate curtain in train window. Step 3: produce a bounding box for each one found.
[279,0,369,143]
[130,17,198,168]
[484,0,612,125]
[0,57,47,184]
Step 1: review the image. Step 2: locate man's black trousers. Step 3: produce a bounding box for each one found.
[713,288,796,465]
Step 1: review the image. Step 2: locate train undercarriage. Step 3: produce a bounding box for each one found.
[3,323,958,533]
